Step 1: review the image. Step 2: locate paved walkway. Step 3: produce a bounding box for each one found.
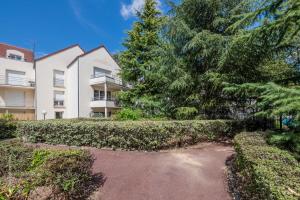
[90,143,233,200]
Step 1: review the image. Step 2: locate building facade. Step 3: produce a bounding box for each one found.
[0,43,124,120]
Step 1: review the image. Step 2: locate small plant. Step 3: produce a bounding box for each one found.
[0,113,14,121]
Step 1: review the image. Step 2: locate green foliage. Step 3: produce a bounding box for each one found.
[115,108,143,121]
[118,0,165,116]
[0,114,14,121]
[234,132,300,200]
[267,132,300,160]
[224,82,300,121]
[0,140,94,199]
[17,120,240,151]
[0,119,17,140]
[0,140,34,177]
[175,107,198,120]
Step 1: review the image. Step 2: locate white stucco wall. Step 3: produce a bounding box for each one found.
[0,57,35,112]
[35,46,84,120]
[0,57,35,82]
[78,47,121,117]
[65,60,79,118]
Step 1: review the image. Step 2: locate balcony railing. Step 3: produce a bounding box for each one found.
[54,100,64,107]
[90,74,123,86]
[0,74,35,87]
[91,96,115,101]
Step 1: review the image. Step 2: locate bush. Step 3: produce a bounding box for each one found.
[17,120,240,151]
[267,132,300,160]
[0,140,95,200]
[234,132,300,200]
[175,107,198,120]
[0,139,34,177]
[0,119,17,140]
[114,108,143,120]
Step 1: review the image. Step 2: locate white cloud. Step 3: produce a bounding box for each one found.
[121,0,161,20]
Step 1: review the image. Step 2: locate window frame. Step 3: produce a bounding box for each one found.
[53,70,65,87]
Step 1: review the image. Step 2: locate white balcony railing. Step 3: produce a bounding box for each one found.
[90,74,123,86]
[90,97,120,108]
[0,74,35,87]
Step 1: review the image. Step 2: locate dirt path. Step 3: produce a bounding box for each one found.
[90,143,233,200]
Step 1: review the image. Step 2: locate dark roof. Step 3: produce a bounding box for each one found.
[0,43,34,62]
[35,44,84,62]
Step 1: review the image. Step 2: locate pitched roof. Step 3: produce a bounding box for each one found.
[35,44,84,62]
[67,45,119,68]
[0,43,34,62]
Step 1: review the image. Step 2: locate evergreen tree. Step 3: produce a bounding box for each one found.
[157,0,246,119]
[118,0,164,116]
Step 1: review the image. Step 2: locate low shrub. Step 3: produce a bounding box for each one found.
[0,139,34,177]
[17,120,240,151]
[234,132,300,200]
[114,108,143,121]
[0,119,17,140]
[0,140,95,200]
[175,107,198,120]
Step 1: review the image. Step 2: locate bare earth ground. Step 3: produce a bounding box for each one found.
[90,143,234,200]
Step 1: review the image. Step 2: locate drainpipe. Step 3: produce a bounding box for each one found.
[104,82,108,118]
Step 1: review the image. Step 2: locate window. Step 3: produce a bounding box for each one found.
[54,91,64,107]
[5,90,25,107]
[6,70,26,86]
[53,70,64,87]
[8,54,22,61]
[55,112,63,119]
[92,112,105,118]
[93,67,111,78]
[93,90,105,101]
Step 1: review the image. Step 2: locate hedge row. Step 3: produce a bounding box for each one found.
[17,120,240,150]
[234,133,300,200]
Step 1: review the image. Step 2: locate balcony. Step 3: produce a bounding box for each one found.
[0,74,35,89]
[90,97,120,108]
[90,74,123,87]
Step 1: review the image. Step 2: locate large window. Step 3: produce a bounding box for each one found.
[93,90,113,101]
[6,70,26,86]
[5,90,25,107]
[54,91,64,107]
[53,70,64,87]
[93,67,111,78]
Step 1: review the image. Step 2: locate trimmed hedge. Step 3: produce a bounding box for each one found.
[17,120,240,150]
[0,139,95,199]
[234,132,300,200]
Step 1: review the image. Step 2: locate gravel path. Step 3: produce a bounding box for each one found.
[90,143,233,200]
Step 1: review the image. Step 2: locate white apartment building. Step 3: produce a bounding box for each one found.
[0,43,124,120]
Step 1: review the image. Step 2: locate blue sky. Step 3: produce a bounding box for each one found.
[0,0,172,58]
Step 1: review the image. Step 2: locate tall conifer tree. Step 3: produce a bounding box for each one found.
[118,0,163,116]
